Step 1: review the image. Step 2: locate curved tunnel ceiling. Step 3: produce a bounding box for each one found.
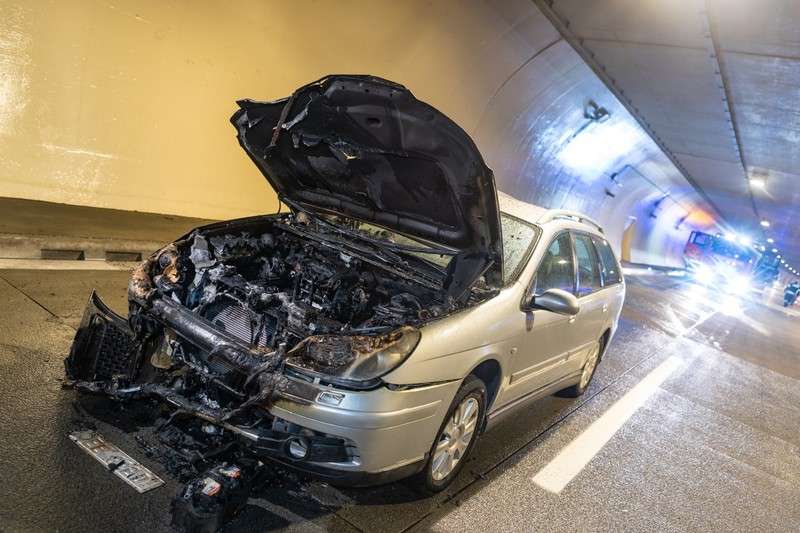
[413,0,722,267]
[540,0,800,272]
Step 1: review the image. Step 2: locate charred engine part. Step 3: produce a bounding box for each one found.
[160,214,462,355]
[171,463,251,533]
[150,297,280,375]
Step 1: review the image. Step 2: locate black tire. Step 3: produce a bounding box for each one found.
[556,336,606,398]
[413,374,486,493]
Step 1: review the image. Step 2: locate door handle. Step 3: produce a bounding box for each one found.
[568,315,577,324]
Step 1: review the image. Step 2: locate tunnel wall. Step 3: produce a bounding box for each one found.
[0,0,717,266]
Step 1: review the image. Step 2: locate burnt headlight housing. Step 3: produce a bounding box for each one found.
[287,327,421,388]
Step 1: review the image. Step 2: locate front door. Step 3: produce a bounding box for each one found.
[500,232,578,406]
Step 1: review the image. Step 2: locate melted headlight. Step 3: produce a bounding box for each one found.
[289,326,421,384]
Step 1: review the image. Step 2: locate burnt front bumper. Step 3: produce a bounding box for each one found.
[65,291,141,382]
[63,293,358,476]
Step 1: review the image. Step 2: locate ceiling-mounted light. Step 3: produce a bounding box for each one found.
[767,238,774,243]
[772,248,779,253]
[760,220,770,227]
[584,100,611,123]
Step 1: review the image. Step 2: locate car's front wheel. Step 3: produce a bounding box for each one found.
[415,375,486,493]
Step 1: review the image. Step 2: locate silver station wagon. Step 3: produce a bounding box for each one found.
[66,75,625,493]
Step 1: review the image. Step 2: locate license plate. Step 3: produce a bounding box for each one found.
[69,430,165,493]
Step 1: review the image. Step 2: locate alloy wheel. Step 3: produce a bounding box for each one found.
[430,396,479,481]
[580,342,601,389]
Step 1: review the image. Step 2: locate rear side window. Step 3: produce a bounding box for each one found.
[574,234,602,296]
[592,237,622,285]
[533,233,575,296]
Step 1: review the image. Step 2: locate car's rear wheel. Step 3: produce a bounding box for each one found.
[415,375,486,493]
[557,337,603,398]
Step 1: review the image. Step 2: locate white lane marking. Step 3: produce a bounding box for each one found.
[532,356,682,494]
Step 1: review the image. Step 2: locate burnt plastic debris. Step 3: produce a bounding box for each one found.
[65,290,140,382]
[171,463,251,533]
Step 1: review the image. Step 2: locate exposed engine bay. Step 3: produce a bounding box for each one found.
[126,207,491,387]
[176,212,454,354]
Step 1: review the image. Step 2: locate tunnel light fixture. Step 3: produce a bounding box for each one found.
[749,177,766,189]
[584,100,611,123]
[737,235,752,246]
[767,238,774,243]
[760,220,770,228]
[772,248,779,253]
[777,254,782,259]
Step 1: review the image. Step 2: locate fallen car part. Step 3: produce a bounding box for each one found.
[171,463,251,533]
[65,290,141,382]
[69,430,165,493]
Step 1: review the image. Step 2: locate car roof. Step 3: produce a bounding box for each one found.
[497,191,604,235]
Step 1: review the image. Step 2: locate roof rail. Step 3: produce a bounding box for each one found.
[537,210,604,233]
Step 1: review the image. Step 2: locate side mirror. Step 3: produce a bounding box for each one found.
[525,288,580,316]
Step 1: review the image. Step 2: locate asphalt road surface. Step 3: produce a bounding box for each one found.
[1,268,798,532]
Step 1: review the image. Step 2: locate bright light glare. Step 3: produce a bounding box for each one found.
[737,235,752,246]
[760,220,770,228]
[558,121,640,176]
[720,295,742,316]
[749,177,766,188]
[767,238,774,243]
[726,273,751,296]
[772,248,779,253]
[693,264,714,285]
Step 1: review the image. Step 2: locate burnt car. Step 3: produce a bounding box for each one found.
[66,75,624,494]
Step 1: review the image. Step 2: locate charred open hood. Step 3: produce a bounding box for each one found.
[231,75,503,288]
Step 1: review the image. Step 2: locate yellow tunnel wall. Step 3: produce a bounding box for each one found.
[1,0,536,220]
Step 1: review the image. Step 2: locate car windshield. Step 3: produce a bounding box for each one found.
[711,237,753,262]
[500,213,540,284]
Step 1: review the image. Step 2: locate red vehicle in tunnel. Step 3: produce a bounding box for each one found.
[683,231,761,293]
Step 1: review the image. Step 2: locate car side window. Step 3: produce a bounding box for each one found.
[574,234,602,296]
[592,236,622,285]
[533,233,575,296]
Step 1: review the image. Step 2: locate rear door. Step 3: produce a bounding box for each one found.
[567,233,607,373]
[592,235,626,325]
